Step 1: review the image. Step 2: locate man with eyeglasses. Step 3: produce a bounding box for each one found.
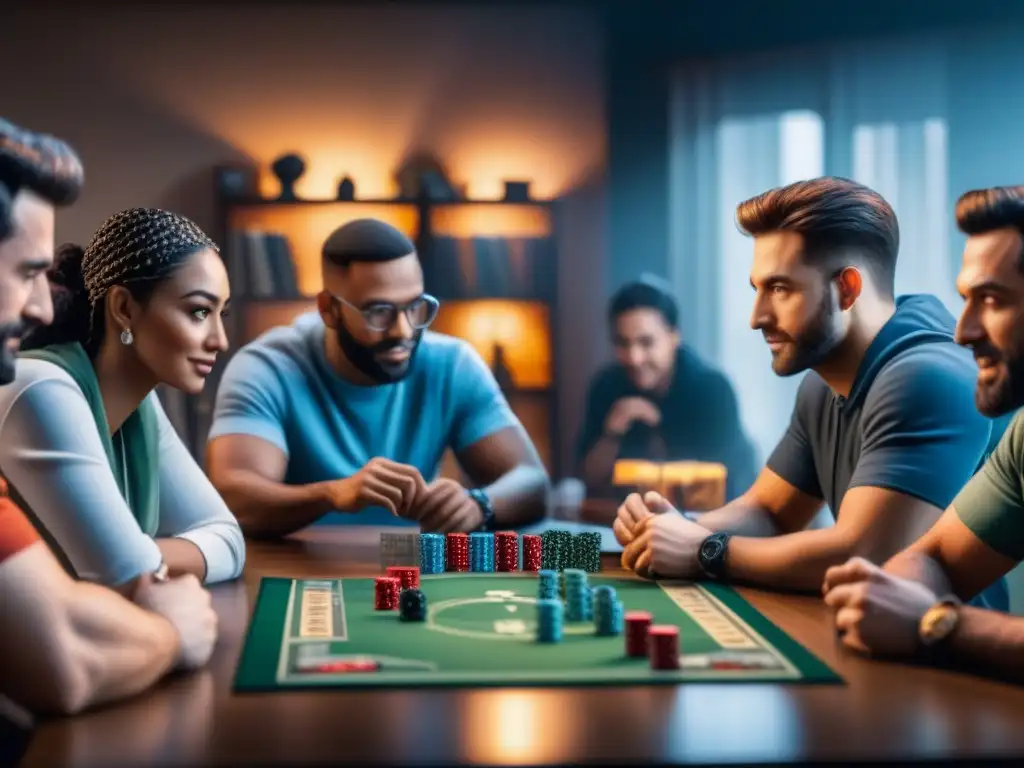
[206,218,549,537]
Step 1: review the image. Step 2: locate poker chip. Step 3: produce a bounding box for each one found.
[536,569,558,600]
[469,532,495,572]
[398,588,428,622]
[535,598,564,642]
[419,533,446,574]
[373,576,401,610]
[571,532,602,572]
[522,534,542,571]
[495,531,519,572]
[445,533,469,572]
[647,625,681,670]
[540,530,571,571]
[385,566,420,590]
[624,610,652,657]
[593,586,623,636]
[563,569,591,622]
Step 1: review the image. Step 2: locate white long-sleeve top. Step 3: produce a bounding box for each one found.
[0,358,245,587]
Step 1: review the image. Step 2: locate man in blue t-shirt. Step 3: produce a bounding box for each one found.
[206,218,549,536]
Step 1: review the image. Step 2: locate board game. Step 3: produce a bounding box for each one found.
[234,530,841,691]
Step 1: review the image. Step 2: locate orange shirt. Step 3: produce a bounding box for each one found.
[0,490,40,565]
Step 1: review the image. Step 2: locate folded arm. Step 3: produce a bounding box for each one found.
[0,542,179,716]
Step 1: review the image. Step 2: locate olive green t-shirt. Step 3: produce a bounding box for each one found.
[953,409,1024,562]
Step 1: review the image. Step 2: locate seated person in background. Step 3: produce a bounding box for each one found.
[824,186,1024,678]
[575,275,757,503]
[0,118,216,720]
[614,177,1008,610]
[206,218,549,538]
[0,206,245,593]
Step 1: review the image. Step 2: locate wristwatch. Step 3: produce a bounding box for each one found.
[468,487,495,531]
[697,531,731,579]
[918,595,961,660]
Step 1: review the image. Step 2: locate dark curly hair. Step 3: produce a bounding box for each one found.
[0,117,84,240]
[21,207,219,357]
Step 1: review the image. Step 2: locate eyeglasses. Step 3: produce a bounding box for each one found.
[331,292,440,332]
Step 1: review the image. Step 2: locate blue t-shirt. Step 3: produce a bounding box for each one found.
[208,312,521,526]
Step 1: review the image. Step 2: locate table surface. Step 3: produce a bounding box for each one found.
[21,525,1024,767]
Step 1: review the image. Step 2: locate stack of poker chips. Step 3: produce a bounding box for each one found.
[373,576,401,610]
[540,530,571,571]
[445,532,469,572]
[592,585,625,636]
[399,588,428,622]
[536,569,558,600]
[522,534,542,571]
[535,598,564,642]
[570,532,602,572]
[624,611,653,657]
[495,531,519,571]
[385,566,420,590]
[469,532,495,572]
[419,533,446,574]
[563,569,593,622]
[647,625,681,669]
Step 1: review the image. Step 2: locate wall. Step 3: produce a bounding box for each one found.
[0,2,608,473]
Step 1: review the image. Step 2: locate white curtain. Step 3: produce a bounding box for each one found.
[669,32,954,482]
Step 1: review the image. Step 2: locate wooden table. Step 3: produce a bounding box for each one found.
[21,526,1024,767]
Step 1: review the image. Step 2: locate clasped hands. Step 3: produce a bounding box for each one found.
[614,490,712,579]
[332,457,484,532]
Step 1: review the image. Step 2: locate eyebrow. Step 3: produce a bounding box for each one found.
[21,258,51,271]
[962,280,1010,296]
[750,274,795,289]
[180,289,229,304]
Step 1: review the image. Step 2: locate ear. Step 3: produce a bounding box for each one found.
[835,267,862,311]
[316,290,339,329]
[106,285,139,331]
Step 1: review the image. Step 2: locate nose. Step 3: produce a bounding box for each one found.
[954,305,983,348]
[749,292,770,331]
[24,276,54,328]
[206,314,230,353]
[393,309,415,340]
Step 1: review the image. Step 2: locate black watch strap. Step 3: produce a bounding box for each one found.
[468,488,495,531]
[698,531,731,579]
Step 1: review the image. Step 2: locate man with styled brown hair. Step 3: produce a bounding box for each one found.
[614,176,1008,611]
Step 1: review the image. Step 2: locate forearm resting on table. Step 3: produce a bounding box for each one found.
[694,498,785,538]
[156,538,208,581]
[1,556,179,715]
[883,550,954,596]
[725,528,854,593]
[945,607,1024,684]
[580,436,620,489]
[483,464,549,527]
[215,470,334,539]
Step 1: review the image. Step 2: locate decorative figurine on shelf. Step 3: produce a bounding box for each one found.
[491,343,516,392]
[337,175,355,201]
[503,180,531,202]
[394,152,458,201]
[270,152,306,201]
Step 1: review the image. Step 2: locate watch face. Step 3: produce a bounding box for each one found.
[701,539,723,560]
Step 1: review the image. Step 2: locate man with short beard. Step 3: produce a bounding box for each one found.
[823,186,1024,680]
[207,218,549,537]
[614,177,1008,612]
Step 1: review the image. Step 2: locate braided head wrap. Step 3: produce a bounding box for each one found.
[22,207,219,356]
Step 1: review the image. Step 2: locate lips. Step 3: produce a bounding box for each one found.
[377,347,411,362]
[189,358,216,375]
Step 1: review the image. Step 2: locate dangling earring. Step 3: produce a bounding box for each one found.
[120,327,134,346]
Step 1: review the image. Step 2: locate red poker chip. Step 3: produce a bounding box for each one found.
[373,576,401,610]
[647,625,680,669]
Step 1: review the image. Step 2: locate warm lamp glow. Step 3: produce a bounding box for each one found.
[462,691,578,765]
[431,300,551,389]
[429,205,552,238]
[228,203,418,296]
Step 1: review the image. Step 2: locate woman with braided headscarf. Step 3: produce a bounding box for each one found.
[0,206,245,590]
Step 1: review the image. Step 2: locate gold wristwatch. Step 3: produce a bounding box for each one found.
[919,595,961,648]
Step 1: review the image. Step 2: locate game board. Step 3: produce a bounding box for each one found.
[234,532,841,691]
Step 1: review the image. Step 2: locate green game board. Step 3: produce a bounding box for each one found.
[234,573,841,691]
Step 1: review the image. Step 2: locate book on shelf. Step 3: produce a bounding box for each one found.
[226,228,302,299]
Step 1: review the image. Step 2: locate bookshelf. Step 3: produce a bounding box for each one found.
[188,174,563,481]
